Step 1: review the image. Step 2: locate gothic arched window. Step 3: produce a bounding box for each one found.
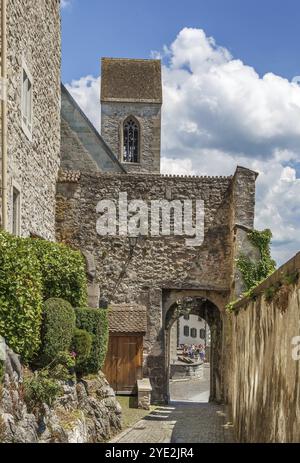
[123,117,139,163]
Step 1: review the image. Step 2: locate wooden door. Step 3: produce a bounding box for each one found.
[103,335,143,394]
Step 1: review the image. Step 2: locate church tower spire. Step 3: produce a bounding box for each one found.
[100,58,162,173]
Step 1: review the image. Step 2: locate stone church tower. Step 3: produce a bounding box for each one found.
[100,58,162,173]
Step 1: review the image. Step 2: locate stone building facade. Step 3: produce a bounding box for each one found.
[56,57,258,402]
[56,166,257,401]
[0,0,61,239]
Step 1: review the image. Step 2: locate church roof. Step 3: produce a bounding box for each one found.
[101,58,162,104]
[61,84,126,173]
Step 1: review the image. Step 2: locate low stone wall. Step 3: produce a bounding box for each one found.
[229,252,300,443]
[0,347,122,443]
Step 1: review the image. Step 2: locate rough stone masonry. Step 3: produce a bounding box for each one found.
[56,57,258,403]
[56,166,257,401]
[1,0,61,239]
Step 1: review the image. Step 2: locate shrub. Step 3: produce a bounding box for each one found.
[30,239,87,307]
[0,231,43,361]
[0,231,88,362]
[24,370,63,411]
[48,351,76,382]
[40,298,76,365]
[75,308,109,374]
[71,328,92,372]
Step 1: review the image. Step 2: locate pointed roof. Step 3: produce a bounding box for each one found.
[101,58,162,104]
[61,84,126,173]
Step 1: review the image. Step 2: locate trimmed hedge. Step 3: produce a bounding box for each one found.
[0,232,43,361]
[0,230,88,362]
[41,298,76,365]
[75,308,109,374]
[30,239,87,307]
[72,328,92,372]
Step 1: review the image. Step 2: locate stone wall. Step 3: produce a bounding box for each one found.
[57,171,234,292]
[0,346,122,443]
[229,252,300,442]
[56,167,256,401]
[2,0,61,239]
[101,102,161,173]
[0,0,4,225]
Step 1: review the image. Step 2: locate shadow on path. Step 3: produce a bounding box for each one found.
[110,402,235,443]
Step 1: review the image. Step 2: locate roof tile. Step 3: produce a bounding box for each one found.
[101,58,162,104]
[109,303,147,333]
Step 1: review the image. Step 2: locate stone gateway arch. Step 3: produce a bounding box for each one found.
[57,58,258,403]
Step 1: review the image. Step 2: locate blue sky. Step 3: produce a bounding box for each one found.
[62,1,300,266]
[62,0,300,82]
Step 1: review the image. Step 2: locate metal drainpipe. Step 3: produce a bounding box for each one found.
[1,0,8,231]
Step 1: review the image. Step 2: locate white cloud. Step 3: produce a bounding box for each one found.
[61,0,72,9]
[65,27,300,266]
[65,75,101,131]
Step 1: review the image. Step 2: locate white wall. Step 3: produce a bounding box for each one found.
[179,315,210,346]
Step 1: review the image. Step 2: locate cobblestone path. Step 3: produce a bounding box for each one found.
[110,403,235,443]
[169,363,210,403]
[111,364,235,443]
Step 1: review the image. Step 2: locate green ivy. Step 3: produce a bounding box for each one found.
[227,270,299,313]
[226,288,257,313]
[226,229,276,313]
[237,229,276,291]
[225,301,236,313]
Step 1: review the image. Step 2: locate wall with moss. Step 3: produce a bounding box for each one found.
[229,252,300,443]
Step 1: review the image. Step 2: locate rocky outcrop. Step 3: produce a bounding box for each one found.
[0,350,122,443]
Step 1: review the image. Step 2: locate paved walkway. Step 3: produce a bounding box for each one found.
[169,363,210,403]
[111,366,235,443]
[110,403,235,443]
